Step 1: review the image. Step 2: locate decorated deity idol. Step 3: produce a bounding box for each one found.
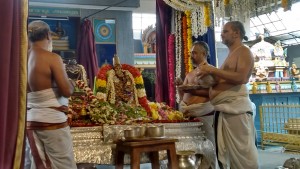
[106,55,139,105]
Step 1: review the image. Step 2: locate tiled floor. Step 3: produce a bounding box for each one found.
[258,146,300,169]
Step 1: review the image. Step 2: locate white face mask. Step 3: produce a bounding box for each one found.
[48,39,53,52]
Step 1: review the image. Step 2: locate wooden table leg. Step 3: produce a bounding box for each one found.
[149,151,160,169]
[167,144,179,169]
[130,149,140,169]
[115,149,125,169]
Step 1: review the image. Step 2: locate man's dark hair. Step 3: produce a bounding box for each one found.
[193,41,210,58]
[229,21,248,41]
[28,20,50,42]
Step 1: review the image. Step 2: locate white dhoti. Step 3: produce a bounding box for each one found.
[25,88,77,169]
[179,101,218,169]
[211,85,258,169]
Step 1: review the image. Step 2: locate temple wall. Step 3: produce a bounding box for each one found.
[80,9,135,65]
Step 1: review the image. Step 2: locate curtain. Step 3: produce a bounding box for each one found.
[77,19,99,88]
[155,0,172,104]
[0,0,28,168]
[193,27,217,66]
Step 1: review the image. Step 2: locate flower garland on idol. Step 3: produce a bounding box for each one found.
[168,34,176,108]
[96,64,152,115]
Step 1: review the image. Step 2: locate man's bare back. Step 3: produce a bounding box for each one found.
[27,46,73,97]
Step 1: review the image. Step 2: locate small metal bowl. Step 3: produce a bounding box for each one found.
[134,126,146,138]
[123,129,138,140]
[146,125,165,138]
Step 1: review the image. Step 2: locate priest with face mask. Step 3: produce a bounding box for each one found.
[25,20,77,169]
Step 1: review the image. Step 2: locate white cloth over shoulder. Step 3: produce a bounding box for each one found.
[210,85,258,169]
[179,101,214,117]
[27,88,68,123]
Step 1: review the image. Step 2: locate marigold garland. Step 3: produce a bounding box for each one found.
[185,11,193,72]
[224,0,230,6]
[96,64,151,115]
[204,3,211,27]
[182,14,189,75]
[96,65,113,94]
[167,34,176,108]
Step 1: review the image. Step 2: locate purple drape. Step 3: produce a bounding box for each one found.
[155,0,172,104]
[77,19,99,88]
[0,0,27,168]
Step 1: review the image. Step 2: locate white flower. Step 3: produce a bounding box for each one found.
[137,89,146,98]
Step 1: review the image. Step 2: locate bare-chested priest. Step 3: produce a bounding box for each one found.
[176,41,217,169]
[25,20,77,169]
[198,21,258,169]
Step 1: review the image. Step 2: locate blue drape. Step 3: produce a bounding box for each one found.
[193,27,217,66]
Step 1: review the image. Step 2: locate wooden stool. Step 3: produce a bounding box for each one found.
[115,138,178,169]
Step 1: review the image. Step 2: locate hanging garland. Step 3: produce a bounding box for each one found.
[224,0,230,5]
[204,3,211,27]
[214,0,293,23]
[175,11,182,103]
[182,14,189,75]
[168,34,176,108]
[185,11,193,73]
[162,0,211,36]
[163,0,189,11]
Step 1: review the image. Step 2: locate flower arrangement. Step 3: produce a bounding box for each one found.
[95,64,152,115]
[95,64,112,100]
[88,100,148,125]
[148,102,184,121]
[69,80,149,126]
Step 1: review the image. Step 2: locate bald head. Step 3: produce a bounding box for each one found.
[227,21,248,41]
[28,20,51,42]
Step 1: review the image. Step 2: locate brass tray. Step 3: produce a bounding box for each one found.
[178,85,202,90]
